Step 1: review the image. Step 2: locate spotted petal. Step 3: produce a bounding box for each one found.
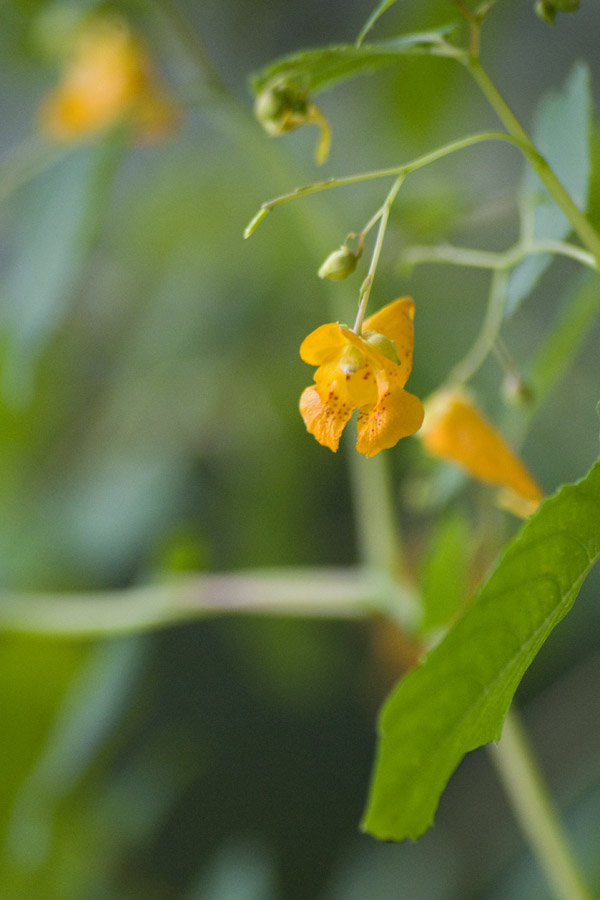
[314,358,376,410]
[356,384,424,457]
[299,385,354,452]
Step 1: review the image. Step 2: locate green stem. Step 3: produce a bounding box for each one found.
[346,447,419,630]
[403,239,596,271]
[353,176,404,332]
[450,267,508,384]
[467,59,600,265]
[0,568,417,639]
[490,708,593,900]
[348,451,401,574]
[528,272,600,415]
[349,202,388,255]
[245,131,528,237]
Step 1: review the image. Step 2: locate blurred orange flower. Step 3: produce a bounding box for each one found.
[39,16,177,142]
[420,388,544,516]
[299,297,424,457]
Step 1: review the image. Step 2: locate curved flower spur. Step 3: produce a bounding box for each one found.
[299,297,424,457]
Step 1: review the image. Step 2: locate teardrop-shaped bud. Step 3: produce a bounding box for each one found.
[318,245,359,281]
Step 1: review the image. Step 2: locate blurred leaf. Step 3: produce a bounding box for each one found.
[250,28,458,97]
[506,62,591,315]
[0,135,124,403]
[419,510,470,635]
[189,835,277,900]
[0,638,85,819]
[362,456,600,841]
[5,638,147,869]
[54,453,191,576]
[528,271,599,411]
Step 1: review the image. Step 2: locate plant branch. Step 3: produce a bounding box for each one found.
[466,59,600,266]
[244,131,529,237]
[0,568,419,639]
[402,239,596,271]
[353,176,404,332]
[450,267,508,384]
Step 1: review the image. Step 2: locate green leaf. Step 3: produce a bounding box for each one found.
[249,28,458,98]
[357,0,405,46]
[506,62,592,315]
[362,456,600,841]
[528,271,599,412]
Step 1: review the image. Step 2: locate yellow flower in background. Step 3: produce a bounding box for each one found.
[39,16,176,142]
[419,388,544,517]
[299,297,424,457]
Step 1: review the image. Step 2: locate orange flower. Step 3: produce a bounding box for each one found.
[420,388,544,516]
[299,297,424,457]
[39,17,176,142]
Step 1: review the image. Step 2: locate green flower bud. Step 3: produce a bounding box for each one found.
[254,81,309,136]
[253,79,331,164]
[338,345,366,375]
[362,330,400,364]
[535,0,555,23]
[318,245,359,281]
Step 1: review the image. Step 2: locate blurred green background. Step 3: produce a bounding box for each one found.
[0,0,599,897]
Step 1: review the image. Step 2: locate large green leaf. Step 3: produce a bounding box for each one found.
[362,456,600,841]
[249,28,458,97]
[506,62,591,315]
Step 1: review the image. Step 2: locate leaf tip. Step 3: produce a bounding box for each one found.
[244,206,269,239]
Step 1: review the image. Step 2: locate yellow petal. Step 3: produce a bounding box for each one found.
[314,359,374,412]
[306,105,331,164]
[299,386,353,452]
[420,389,544,512]
[299,323,346,365]
[38,17,175,143]
[356,385,425,457]
[363,297,415,385]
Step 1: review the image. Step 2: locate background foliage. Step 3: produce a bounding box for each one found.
[0,0,600,898]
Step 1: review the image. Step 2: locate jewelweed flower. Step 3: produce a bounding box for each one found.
[420,388,544,517]
[299,297,424,457]
[39,17,177,143]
